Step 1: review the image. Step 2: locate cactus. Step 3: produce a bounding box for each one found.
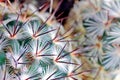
[0,0,92,80]
[2,0,120,80]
